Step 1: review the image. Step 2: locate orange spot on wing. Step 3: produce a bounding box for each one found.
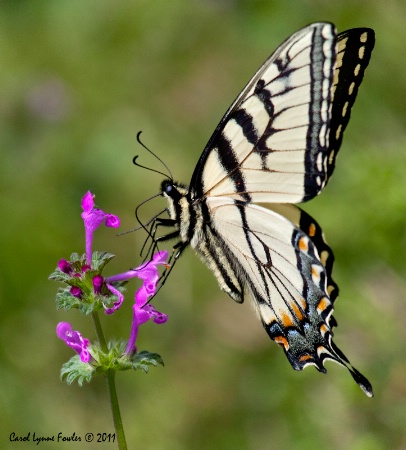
[298,237,308,252]
[280,312,295,328]
[317,297,330,314]
[308,223,316,237]
[319,324,329,335]
[299,354,312,362]
[311,266,320,278]
[274,336,289,350]
[291,302,304,322]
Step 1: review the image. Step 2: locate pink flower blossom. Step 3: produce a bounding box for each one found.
[81,191,120,265]
[56,322,91,363]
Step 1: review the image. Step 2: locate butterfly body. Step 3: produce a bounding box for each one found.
[157,23,374,396]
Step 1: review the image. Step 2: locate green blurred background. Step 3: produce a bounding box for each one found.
[1,1,405,449]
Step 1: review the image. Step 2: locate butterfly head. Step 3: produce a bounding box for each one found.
[161,180,190,220]
[161,180,187,200]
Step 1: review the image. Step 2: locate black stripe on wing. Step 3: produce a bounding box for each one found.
[234,109,260,145]
[216,133,251,202]
[326,28,375,179]
[296,207,339,328]
[303,26,335,200]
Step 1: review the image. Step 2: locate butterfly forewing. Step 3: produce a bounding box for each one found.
[327,28,375,177]
[193,22,336,204]
[192,25,374,206]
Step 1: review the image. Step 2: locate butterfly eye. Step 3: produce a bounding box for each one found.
[165,184,173,194]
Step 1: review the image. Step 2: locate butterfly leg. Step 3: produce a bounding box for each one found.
[145,218,179,256]
[150,236,189,298]
[141,216,178,260]
[140,216,188,299]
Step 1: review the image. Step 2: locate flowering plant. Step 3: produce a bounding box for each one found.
[49,191,168,449]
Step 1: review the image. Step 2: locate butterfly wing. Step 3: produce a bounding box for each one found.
[268,203,339,313]
[327,28,375,177]
[189,23,374,204]
[158,23,374,395]
[205,197,373,396]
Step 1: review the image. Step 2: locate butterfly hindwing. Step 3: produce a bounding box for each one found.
[204,198,372,395]
[268,203,339,313]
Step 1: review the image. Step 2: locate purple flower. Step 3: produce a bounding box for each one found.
[70,286,82,298]
[81,191,120,265]
[103,251,169,353]
[58,259,72,274]
[92,275,104,294]
[105,283,124,315]
[54,192,169,365]
[105,251,168,314]
[124,295,168,355]
[56,322,91,363]
[122,252,169,354]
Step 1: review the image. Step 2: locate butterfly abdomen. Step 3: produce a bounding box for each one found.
[162,180,245,302]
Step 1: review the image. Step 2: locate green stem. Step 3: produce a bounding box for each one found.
[91,312,127,449]
[91,311,107,352]
[105,370,127,450]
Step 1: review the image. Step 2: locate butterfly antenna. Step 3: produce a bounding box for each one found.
[134,193,162,234]
[133,131,173,180]
[117,194,163,236]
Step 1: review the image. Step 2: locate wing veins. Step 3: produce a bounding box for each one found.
[239,227,308,329]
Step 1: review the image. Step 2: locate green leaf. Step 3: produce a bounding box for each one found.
[60,355,95,386]
[92,251,116,271]
[49,270,70,282]
[59,344,165,386]
[130,350,165,372]
[55,288,82,311]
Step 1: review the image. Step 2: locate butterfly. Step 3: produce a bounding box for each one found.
[147,22,375,396]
